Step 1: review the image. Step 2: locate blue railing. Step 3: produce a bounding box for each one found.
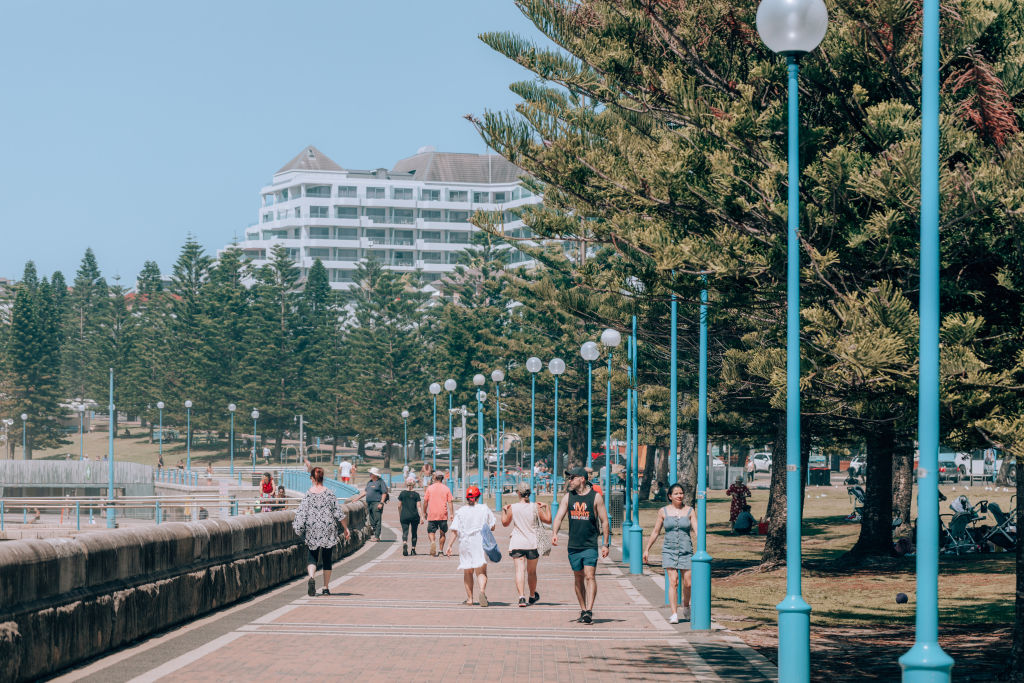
[280,469,358,500]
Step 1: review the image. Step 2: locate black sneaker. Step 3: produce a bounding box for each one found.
[581,610,593,624]
[410,548,417,555]
[403,544,409,556]
[321,588,331,596]
[529,592,540,605]
[577,610,587,623]
[307,578,316,597]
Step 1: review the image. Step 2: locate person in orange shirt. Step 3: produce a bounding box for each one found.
[423,472,453,556]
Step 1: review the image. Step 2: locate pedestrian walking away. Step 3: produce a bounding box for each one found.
[423,471,453,556]
[551,466,610,624]
[726,476,751,523]
[501,481,551,607]
[445,485,496,606]
[745,457,755,483]
[338,458,354,483]
[352,467,389,541]
[398,476,424,555]
[292,466,351,596]
[643,483,697,623]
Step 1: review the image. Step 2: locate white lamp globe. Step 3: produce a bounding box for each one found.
[401,410,409,419]
[251,410,259,419]
[77,404,85,413]
[473,373,486,386]
[228,403,236,412]
[20,413,27,421]
[444,379,457,392]
[526,357,543,373]
[156,401,165,410]
[477,390,487,402]
[600,328,622,348]
[548,358,566,375]
[755,0,829,55]
[580,341,600,361]
[184,400,193,409]
[429,382,441,395]
[491,369,505,383]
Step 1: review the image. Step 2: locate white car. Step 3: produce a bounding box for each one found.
[752,452,772,472]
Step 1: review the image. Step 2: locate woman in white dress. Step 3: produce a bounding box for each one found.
[444,485,496,606]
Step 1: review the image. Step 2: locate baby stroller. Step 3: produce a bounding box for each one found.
[846,485,865,522]
[940,495,983,555]
[980,498,1017,550]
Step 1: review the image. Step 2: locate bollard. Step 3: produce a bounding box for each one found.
[89,507,94,525]
[156,500,162,524]
[76,501,81,531]
[24,508,27,523]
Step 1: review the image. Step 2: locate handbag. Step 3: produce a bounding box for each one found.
[534,503,552,556]
[481,524,502,563]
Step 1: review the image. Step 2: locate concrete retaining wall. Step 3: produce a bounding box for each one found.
[0,500,367,682]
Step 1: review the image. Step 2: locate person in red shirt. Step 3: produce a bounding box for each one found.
[423,472,453,556]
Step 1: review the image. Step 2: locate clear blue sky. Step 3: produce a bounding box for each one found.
[0,0,539,283]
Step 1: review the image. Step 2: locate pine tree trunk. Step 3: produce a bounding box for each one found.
[678,433,697,506]
[761,412,788,567]
[656,446,670,500]
[274,432,283,464]
[849,421,895,559]
[891,439,914,538]
[358,436,366,459]
[1011,465,1024,679]
[383,441,392,471]
[996,457,1017,486]
[639,445,656,500]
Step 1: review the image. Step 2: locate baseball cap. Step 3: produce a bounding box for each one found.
[567,466,589,479]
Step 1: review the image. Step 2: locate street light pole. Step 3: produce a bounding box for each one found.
[228,404,236,476]
[526,357,542,503]
[21,413,27,460]
[459,406,469,498]
[107,368,115,528]
[600,328,621,523]
[670,289,678,485]
[756,1,828,677]
[491,370,505,510]
[251,410,260,468]
[184,400,193,471]
[77,403,85,460]
[157,401,164,465]
[429,383,441,472]
[581,341,599,469]
[548,358,565,518]
[899,0,955,679]
[692,282,712,630]
[445,379,457,490]
[401,410,410,471]
[628,317,643,574]
[474,374,486,488]
[623,333,633,563]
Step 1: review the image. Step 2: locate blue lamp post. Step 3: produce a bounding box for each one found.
[491,370,505,509]
[599,328,621,522]
[581,341,599,469]
[184,400,193,471]
[106,368,116,528]
[548,358,565,518]
[445,379,457,489]
[622,333,634,563]
[526,357,542,502]
[756,1,829,678]
[401,410,410,471]
[692,283,713,630]
[157,401,165,464]
[429,383,441,472]
[628,318,643,574]
[670,290,678,485]
[228,403,236,476]
[251,409,259,468]
[899,0,955,680]
[20,413,27,459]
[473,374,486,487]
[75,403,85,460]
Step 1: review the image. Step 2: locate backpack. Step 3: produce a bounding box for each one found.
[481,524,502,563]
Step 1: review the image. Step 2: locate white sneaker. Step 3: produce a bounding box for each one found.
[682,607,691,621]
[669,613,679,624]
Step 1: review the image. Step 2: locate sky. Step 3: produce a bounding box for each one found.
[0,0,539,283]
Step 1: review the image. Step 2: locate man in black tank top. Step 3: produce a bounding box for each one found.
[551,467,610,624]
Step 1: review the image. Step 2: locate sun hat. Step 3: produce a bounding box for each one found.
[368,467,381,477]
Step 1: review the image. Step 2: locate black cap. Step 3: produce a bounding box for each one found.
[568,466,589,479]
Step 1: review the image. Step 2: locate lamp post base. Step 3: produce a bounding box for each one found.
[496,490,502,511]
[621,519,632,563]
[898,642,954,682]
[691,549,713,630]
[628,524,643,574]
[777,594,812,682]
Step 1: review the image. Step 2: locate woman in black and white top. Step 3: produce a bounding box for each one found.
[293,467,351,596]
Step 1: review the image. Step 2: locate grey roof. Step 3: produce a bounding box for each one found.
[391,150,523,184]
[276,146,345,174]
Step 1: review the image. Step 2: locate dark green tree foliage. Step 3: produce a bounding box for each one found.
[166,237,213,428]
[62,249,109,402]
[122,261,170,427]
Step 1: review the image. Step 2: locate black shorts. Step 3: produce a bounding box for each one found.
[509,549,539,560]
[427,520,448,533]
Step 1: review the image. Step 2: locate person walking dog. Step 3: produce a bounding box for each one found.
[293,467,351,596]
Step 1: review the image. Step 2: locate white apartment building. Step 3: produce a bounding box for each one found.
[232,145,542,288]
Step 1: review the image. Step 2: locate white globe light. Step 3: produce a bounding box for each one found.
[444,379,457,392]
[548,358,566,375]
[228,403,236,412]
[429,382,441,395]
[473,373,486,386]
[756,0,829,55]
[156,401,164,410]
[600,328,622,348]
[20,413,27,421]
[580,341,600,361]
[401,410,409,418]
[477,390,488,402]
[184,400,193,408]
[251,409,260,419]
[77,404,85,413]
[491,369,505,383]
[526,357,543,373]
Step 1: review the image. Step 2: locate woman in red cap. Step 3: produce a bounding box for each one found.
[445,485,496,606]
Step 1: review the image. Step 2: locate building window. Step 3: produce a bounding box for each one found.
[421,273,442,284]
[306,185,331,198]
[365,208,386,223]
[366,187,385,199]
[446,252,462,263]
[262,213,273,223]
[334,248,358,260]
[448,211,469,223]
[335,206,358,219]
[263,194,274,206]
[392,187,414,200]
[337,186,357,198]
[295,207,301,218]
[421,189,440,201]
[421,209,442,222]
[309,227,331,239]
[420,230,442,243]
[421,251,442,264]
[393,209,414,224]
[493,191,509,203]
[473,191,490,203]
[448,231,470,243]
[448,190,468,202]
[393,230,414,246]
[243,249,266,261]
[331,269,355,282]
[275,189,290,202]
[310,206,328,218]
[262,229,289,239]
[307,247,331,259]
[366,229,387,241]
[336,227,358,239]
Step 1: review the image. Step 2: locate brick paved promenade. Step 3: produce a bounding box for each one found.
[58,497,776,682]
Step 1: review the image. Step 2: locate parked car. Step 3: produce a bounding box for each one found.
[751,452,772,472]
[937,452,962,482]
